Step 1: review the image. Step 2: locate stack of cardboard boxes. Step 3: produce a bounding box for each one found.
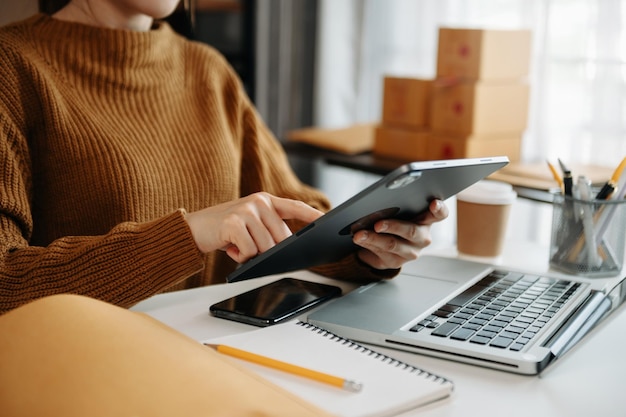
[374,28,531,162]
[374,77,432,160]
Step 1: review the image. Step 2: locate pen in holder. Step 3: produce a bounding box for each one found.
[550,191,626,277]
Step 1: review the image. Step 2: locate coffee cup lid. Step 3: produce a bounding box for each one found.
[457,180,517,205]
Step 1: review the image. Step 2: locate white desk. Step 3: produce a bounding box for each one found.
[132,199,626,417]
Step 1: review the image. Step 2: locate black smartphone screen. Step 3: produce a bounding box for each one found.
[209,278,342,327]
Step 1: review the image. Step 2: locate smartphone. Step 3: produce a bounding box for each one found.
[209,278,342,327]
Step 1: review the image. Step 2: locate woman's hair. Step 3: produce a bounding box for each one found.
[183,0,196,33]
[39,0,71,14]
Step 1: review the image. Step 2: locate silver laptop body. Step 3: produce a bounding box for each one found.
[308,255,625,375]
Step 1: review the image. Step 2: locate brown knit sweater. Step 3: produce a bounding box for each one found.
[0,14,395,315]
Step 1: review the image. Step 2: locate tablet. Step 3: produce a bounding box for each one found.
[227,156,509,282]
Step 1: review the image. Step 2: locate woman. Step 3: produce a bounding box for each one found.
[0,0,448,314]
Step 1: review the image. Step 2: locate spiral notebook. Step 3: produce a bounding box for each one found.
[203,321,453,417]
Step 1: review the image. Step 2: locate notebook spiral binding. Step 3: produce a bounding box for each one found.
[297,321,453,387]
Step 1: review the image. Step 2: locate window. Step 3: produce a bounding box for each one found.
[314,0,626,167]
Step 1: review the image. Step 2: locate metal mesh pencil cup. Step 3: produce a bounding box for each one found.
[550,192,626,277]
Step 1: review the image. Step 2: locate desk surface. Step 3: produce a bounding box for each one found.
[132,240,626,417]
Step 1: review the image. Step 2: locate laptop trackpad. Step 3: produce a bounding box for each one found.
[308,256,491,334]
[309,275,461,334]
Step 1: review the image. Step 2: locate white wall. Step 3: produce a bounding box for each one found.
[0,0,38,26]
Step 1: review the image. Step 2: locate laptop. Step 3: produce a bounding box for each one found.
[228,156,509,282]
[307,254,626,375]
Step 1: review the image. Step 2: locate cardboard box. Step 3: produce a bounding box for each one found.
[374,125,429,161]
[381,77,432,128]
[436,28,532,81]
[427,134,522,162]
[430,81,529,135]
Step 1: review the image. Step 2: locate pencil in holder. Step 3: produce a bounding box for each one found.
[550,192,626,277]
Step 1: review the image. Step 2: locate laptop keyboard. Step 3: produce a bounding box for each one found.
[410,270,581,352]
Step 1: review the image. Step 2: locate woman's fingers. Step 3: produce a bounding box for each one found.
[184,192,324,263]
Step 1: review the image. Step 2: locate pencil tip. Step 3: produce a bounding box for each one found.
[557,158,570,174]
[344,380,364,392]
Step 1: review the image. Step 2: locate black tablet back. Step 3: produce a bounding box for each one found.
[227,156,509,282]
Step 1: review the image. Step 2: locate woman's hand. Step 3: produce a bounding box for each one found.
[184,192,324,263]
[352,199,449,270]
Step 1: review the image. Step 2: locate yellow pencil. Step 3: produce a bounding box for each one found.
[205,343,363,392]
[546,160,564,190]
[610,156,626,183]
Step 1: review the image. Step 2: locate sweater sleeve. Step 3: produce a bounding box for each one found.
[0,209,204,315]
